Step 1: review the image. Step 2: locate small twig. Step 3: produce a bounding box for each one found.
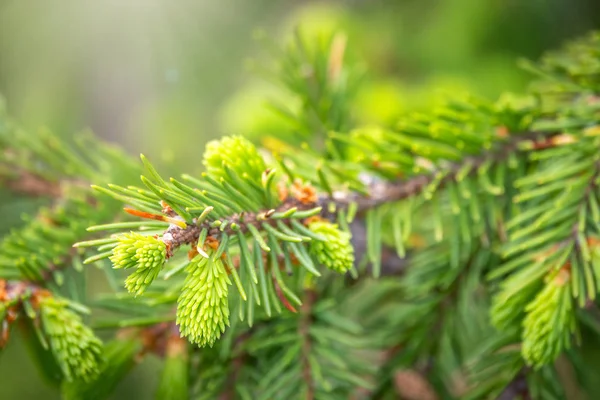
[350,220,408,277]
[299,289,316,400]
[0,169,61,198]
[139,322,181,357]
[497,371,530,400]
[219,332,251,400]
[393,369,439,400]
[554,354,585,400]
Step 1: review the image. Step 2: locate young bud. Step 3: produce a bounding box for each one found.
[62,335,144,399]
[38,296,103,381]
[307,220,354,273]
[110,232,167,295]
[522,268,575,368]
[203,135,266,185]
[176,256,231,347]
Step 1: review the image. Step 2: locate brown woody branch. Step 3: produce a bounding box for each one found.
[497,371,530,400]
[0,169,61,197]
[139,321,183,358]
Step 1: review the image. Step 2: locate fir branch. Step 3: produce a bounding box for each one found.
[160,131,558,253]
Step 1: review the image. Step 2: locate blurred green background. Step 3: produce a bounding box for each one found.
[0,0,599,398]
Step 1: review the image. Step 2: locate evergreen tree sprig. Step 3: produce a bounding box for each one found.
[2,24,600,400]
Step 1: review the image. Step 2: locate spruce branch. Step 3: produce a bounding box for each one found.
[83,127,573,353]
[155,130,559,252]
[1,26,597,400]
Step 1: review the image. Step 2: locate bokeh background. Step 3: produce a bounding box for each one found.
[0,0,599,398]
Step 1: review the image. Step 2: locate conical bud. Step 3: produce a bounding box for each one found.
[308,220,354,273]
[38,296,103,381]
[176,256,231,347]
[203,135,266,185]
[109,232,166,295]
[522,268,575,368]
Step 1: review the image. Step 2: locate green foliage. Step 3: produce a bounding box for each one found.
[0,96,141,395]
[250,28,362,147]
[156,338,189,400]
[529,31,600,93]
[191,294,376,399]
[0,105,139,283]
[0,187,97,282]
[177,254,231,347]
[80,30,600,398]
[82,134,357,340]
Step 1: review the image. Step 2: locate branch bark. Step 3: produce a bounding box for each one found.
[0,169,61,197]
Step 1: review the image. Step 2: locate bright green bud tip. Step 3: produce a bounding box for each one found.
[110,232,166,295]
[522,272,574,368]
[203,135,266,185]
[308,220,354,273]
[39,296,103,381]
[176,256,231,347]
